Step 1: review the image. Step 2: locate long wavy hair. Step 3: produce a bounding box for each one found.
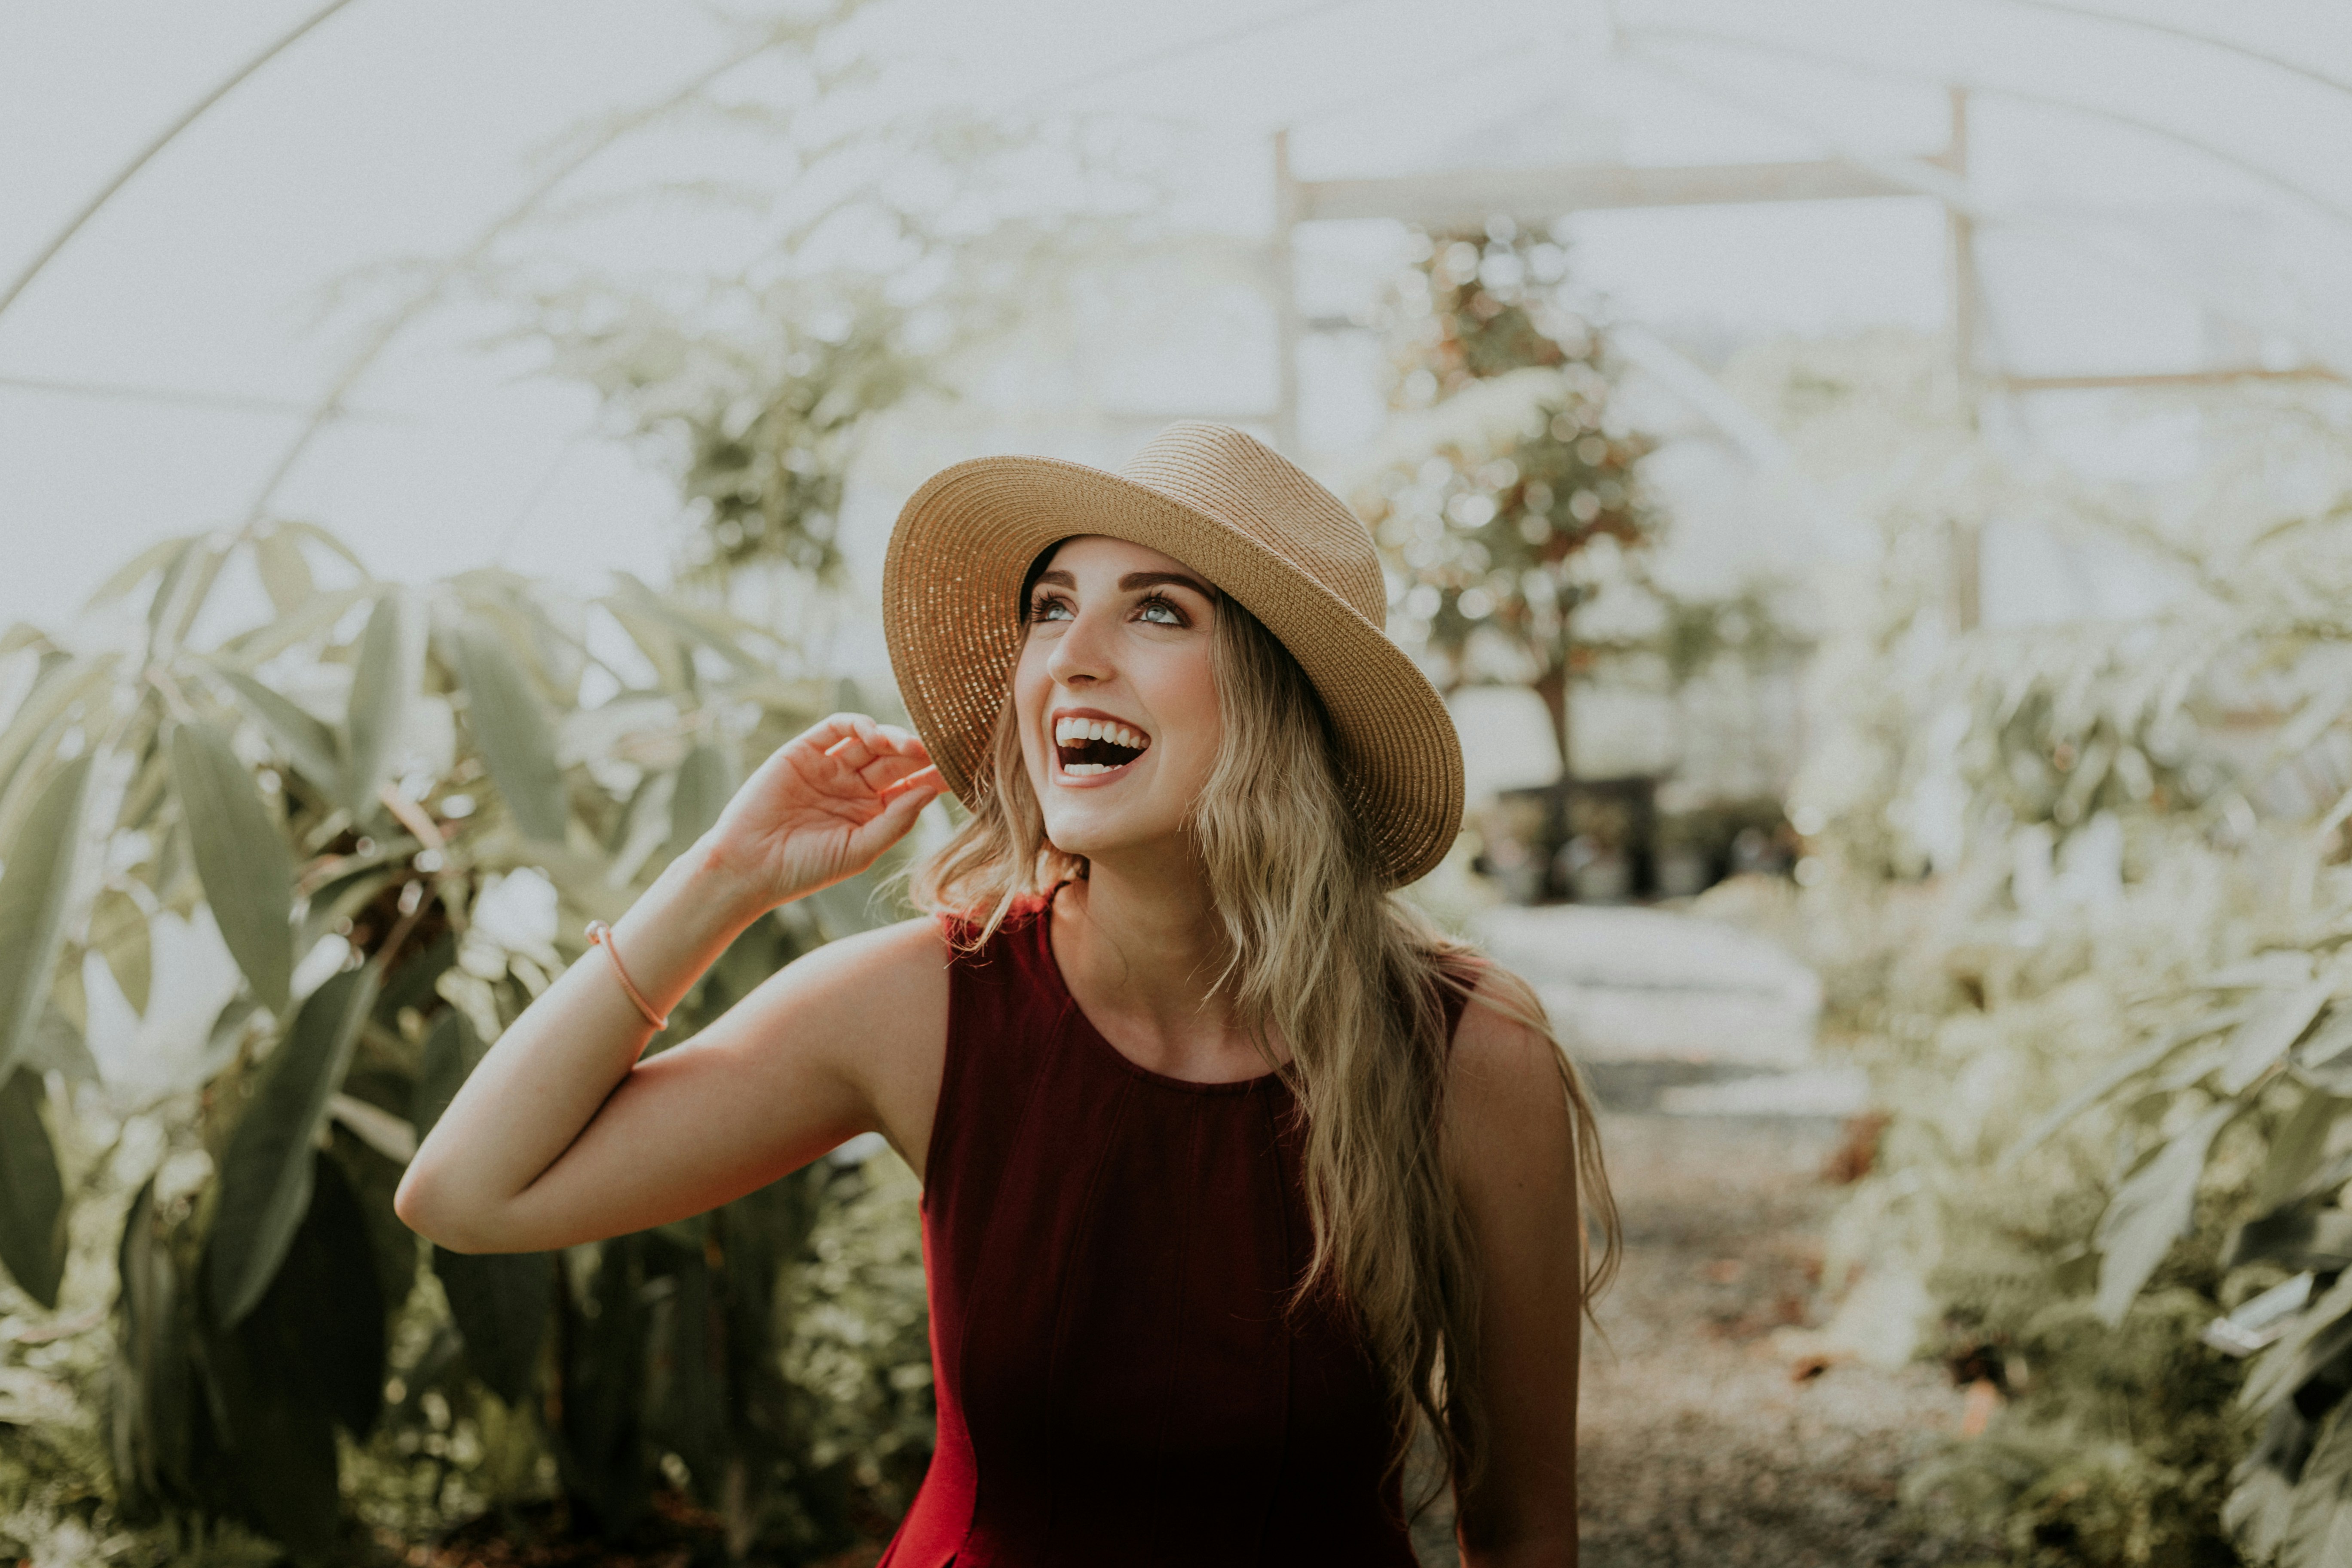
[906,571,1619,1502]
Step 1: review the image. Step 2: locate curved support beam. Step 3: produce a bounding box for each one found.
[1987,0,2352,105]
[1626,24,2352,236]
[1616,34,2350,372]
[240,27,787,525]
[0,0,361,324]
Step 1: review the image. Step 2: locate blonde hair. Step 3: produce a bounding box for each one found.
[908,582,1619,1503]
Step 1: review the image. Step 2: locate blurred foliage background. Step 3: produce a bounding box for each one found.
[13,2,2352,1565]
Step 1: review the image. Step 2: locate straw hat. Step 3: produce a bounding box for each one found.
[881,421,1464,886]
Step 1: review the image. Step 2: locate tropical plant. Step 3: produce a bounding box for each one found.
[1351,220,1663,775]
[0,521,931,1563]
[1746,331,2352,1563]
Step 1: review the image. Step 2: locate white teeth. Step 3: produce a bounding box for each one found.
[1065,762,1108,775]
[1053,716,1149,750]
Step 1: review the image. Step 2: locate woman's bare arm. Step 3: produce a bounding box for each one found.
[393,713,946,1255]
[1447,974,1588,1568]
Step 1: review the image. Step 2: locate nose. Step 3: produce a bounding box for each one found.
[1043,602,1117,687]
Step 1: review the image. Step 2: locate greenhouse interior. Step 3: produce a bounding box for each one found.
[8,1,2352,1563]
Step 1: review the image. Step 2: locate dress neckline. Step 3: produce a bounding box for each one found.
[1034,882,1286,1097]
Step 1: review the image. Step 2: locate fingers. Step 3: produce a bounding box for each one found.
[817,714,929,777]
[879,763,944,801]
[861,763,945,846]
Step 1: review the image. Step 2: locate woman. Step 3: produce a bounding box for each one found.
[397,421,1616,1566]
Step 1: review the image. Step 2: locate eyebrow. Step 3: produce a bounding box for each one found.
[1032,568,1219,600]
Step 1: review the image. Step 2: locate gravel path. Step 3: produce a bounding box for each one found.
[1415,1112,1997,1566]
[1573,1114,1994,1567]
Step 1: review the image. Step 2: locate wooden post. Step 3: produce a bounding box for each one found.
[1271,129,1303,456]
[1944,85,1984,631]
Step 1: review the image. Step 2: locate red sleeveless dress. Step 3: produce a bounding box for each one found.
[877,893,1464,1567]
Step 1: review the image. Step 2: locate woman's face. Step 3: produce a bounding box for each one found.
[1012,535,1223,869]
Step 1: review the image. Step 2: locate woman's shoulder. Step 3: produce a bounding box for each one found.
[782,912,954,995]
[1439,959,1565,1093]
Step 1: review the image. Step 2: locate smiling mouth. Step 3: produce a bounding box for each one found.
[1054,715,1150,776]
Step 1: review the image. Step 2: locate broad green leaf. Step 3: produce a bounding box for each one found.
[149,539,226,652]
[113,1179,196,1512]
[18,1008,98,1084]
[557,1233,654,1532]
[2227,1456,2299,1567]
[240,1152,384,1436]
[610,572,775,672]
[0,752,93,1081]
[269,519,367,575]
[452,621,567,843]
[410,1008,483,1139]
[211,665,341,793]
[344,592,420,820]
[2094,1100,2238,1324]
[196,1157,377,1561]
[605,603,693,693]
[2283,1401,2352,1568]
[0,653,118,808]
[84,533,190,609]
[0,1068,66,1307]
[2256,1092,2350,1213]
[2001,1005,2254,1168]
[2244,1271,2352,1415]
[90,886,151,1016]
[206,965,377,1325]
[170,720,293,1011]
[2220,980,2334,1094]
[663,742,734,867]
[253,529,314,615]
[215,583,370,668]
[433,1248,552,1405]
[2227,1206,2352,1273]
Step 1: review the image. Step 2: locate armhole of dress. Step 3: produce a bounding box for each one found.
[918,913,979,1212]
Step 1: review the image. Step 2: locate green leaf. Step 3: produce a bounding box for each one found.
[410,1008,482,1139]
[2001,1005,2253,1168]
[664,742,734,867]
[2284,1400,2352,1568]
[113,1178,197,1514]
[211,666,342,795]
[433,1248,552,1406]
[19,1008,98,1085]
[196,1258,340,1560]
[170,720,293,1012]
[2094,1100,2238,1325]
[0,1069,66,1307]
[269,519,367,576]
[206,965,378,1326]
[90,886,151,1016]
[216,584,370,668]
[84,534,191,609]
[0,654,117,821]
[149,539,226,652]
[2256,1092,2350,1213]
[2227,1206,2352,1273]
[2220,980,2335,1095]
[2244,1272,2352,1415]
[452,621,567,843]
[253,530,315,616]
[244,1152,385,1438]
[0,752,93,1081]
[344,592,420,820]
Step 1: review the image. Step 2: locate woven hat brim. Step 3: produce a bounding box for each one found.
[882,454,1465,888]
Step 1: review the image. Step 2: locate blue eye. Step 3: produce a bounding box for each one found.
[1137,597,1184,626]
[1030,595,1073,622]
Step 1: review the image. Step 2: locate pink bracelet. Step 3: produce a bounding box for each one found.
[585,920,668,1029]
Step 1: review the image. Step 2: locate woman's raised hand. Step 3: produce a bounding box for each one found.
[700,714,945,910]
